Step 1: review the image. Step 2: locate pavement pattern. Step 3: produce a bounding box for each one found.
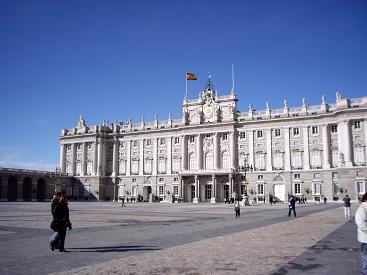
[0,202,360,275]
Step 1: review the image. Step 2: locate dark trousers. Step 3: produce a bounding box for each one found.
[57,226,67,251]
[235,209,240,218]
[288,207,296,217]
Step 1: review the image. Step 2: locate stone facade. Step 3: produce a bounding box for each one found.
[59,79,367,203]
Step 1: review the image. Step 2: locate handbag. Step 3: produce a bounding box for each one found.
[50,219,60,231]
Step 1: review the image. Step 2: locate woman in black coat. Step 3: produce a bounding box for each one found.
[52,193,72,252]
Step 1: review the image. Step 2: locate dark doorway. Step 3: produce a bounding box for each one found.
[36,178,46,201]
[23,177,32,201]
[7,176,18,201]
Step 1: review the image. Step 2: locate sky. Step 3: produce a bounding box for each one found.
[0,0,366,171]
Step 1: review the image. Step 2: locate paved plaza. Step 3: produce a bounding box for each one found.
[0,201,360,274]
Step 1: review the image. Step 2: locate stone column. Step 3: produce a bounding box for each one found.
[322,124,331,169]
[180,177,184,201]
[230,131,237,168]
[167,136,172,175]
[303,126,310,170]
[97,140,103,175]
[197,134,202,170]
[229,174,233,194]
[193,175,199,203]
[343,120,353,167]
[152,138,158,175]
[248,130,254,168]
[112,138,119,176]
[181,135,187,170]
[71,143,76,175]
[60,144,66,174]
[284,127,291,170]
[81,142,87,176]
[94,141,98,175]
[266,129,272,171]
[211,175,216,203]
[139,139,144,175]
[126,140,131,176]
[214,133,220,169]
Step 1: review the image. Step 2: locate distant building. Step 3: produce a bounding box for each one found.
[59,77,367,203]
[0,168,77,202]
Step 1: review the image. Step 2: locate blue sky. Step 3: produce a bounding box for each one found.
[0,0,366,171]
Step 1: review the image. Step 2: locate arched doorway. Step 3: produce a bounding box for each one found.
[23,177,33,201]
[7,176,18,201]
[36,178,46,201]
[273,175,285,202]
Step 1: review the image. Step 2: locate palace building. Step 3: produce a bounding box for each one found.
[59,78,367,203]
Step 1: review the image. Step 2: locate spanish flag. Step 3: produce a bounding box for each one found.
[186,72,197,80]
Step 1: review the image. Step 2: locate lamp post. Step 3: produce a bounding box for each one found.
[238,158,253,206]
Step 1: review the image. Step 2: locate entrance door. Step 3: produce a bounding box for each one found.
[224,185,229,202]
[274,184,285,201]
[143,186,152,201]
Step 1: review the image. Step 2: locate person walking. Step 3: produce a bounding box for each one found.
[121,197,126,207]
[343,194,352,221]
[269,195,274,205]
[355,192,367,274]
[234,201,240,218]
[288,196,296,217]
[52,193,72,252]
[49,192,61,251]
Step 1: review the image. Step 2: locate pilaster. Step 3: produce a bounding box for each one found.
[284,127,291,170]
[266,129,272,171]
[197,134,202,170]
[322,124,331,168]
[248,130,254,168]
[303,126,310,170]
[60,144,66,174]
[139,139,144,175]
[126,140,131,176]
[167,136,172,175]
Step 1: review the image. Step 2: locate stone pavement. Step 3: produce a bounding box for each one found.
[53,204,359,275]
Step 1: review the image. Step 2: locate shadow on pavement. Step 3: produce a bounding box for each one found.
[271,220,359,275]
[68,245,161,253]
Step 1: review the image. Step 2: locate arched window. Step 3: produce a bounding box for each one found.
[144,158,152,174]
[173,157,181,172]
[273,151,284,169]
[222,151,230,169]
[205,152,214,170]
[355,146,365,165]
[239,153,246,167]
[273,175,284,182]
[255,152,265,170]
[189,153,196,170]
[292,150,302,168]
[311,150,322,168]
[158,157,166,173]
[332,150,339,167]
[119,160,126,175]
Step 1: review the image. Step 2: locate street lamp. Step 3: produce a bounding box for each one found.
[237,158,253,206]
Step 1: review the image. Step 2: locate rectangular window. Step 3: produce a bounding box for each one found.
[311,126,319,135]
[293,127,300,136]
[331,125,338,133]
[355,121,361,129]
[160,138,165,145]
[146,139,152,146]
[240,132,246,139]
[205,185,212,199]
[357,182,365,194]
[222,133,228,140]
[295,183,301,194]
[313,183,321,195]
[274,129,281,137]
[257,184,264,195]
[120,141,125,148]
[257,130,263,138]
[133,140,138,148]
[159,178,164,182]
[132,178,136,182]
[189,136,195,143]
[174,177,178,182]
[294,174,300,179]
[257,175,263,180]
[159,185,164,196]
[173,185,179,195]
[174,137,180,144]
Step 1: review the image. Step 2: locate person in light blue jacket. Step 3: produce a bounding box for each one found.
[355,193,367,275]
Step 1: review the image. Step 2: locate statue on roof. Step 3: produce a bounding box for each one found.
[77,115,86,128]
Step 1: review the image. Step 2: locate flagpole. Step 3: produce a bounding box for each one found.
[232,64,235,91]
[185,72,188,99]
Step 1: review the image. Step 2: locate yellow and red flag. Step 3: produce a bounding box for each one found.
[186,72,197,80]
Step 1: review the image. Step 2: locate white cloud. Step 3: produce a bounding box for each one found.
[0,160,57,172]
